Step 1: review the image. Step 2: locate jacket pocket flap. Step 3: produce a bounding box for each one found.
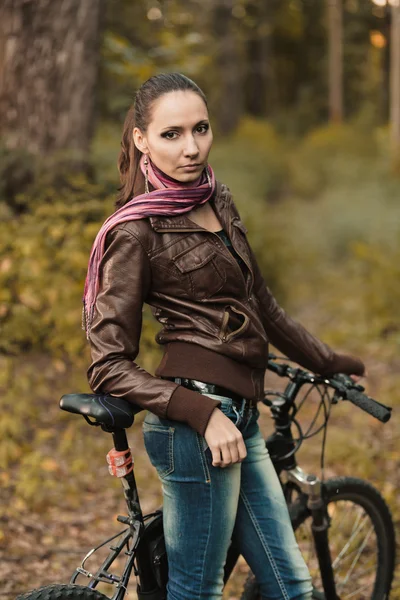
[173,244,215,273]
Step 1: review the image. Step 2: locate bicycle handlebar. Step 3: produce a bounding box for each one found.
[267,354,392,423]
[344,388,391,422]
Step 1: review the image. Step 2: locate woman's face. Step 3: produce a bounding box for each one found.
[133,90,213,182]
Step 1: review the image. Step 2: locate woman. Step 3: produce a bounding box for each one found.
[84,73,365,600]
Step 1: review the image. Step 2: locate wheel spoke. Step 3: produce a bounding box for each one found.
[335,526,375,587]
[337,578,376,599]
[333,503,364,542]
[333,544,375,570]
[332,513,372,568]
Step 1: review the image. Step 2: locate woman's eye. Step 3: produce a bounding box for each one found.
[161,124,209,139]
[162,131,178,140]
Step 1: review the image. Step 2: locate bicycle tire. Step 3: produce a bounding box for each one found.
[240,476,395,600]
[15,584,109,600]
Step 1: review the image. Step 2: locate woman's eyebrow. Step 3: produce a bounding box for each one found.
[160,119,209,132]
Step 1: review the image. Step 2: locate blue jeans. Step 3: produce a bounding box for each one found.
[143,393,313,600]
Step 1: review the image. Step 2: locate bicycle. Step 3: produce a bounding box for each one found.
[16,354,395,600]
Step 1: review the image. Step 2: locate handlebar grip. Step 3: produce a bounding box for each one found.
[267,362,288,377]
[345,389,392,423]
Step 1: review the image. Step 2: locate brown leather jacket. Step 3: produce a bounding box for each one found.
[87,181,364,435]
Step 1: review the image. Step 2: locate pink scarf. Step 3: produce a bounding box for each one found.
[82,154,216,338]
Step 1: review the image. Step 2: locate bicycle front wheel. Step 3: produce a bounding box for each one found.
[241,476,395,600]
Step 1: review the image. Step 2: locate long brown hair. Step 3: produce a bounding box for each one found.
[116,73,208,209]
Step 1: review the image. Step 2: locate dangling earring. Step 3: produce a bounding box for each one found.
[144,155,149,194]
[206,163,211,188]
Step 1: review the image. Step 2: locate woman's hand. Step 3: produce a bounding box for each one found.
[204,408,247,468]
[350,370,368,383]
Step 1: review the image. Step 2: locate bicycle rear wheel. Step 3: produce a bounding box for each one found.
[240,476,395,600]
[15,584,109,600]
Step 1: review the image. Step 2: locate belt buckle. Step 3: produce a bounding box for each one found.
[191,379,214,394]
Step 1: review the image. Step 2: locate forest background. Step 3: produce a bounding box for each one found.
[0,0,399,597]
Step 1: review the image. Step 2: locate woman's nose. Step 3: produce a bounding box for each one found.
[183,135,200,157]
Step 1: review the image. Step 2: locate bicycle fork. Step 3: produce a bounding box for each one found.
[287,467,340,600]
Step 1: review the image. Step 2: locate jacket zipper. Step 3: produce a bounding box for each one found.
[210,230,249,296]
[219,310,230,342]
[231,219,254,299]
[219,306,250,343]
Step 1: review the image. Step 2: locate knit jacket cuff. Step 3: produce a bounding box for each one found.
[166,385,221,436]
[322,353,365,377]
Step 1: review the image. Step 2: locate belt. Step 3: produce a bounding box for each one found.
[163,377,257,409]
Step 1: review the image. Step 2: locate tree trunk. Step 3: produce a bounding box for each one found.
[213,0,242,135]
[244,1,275,117]
[390,1,400,156]
[381,5,391,125]
[0,0,103,160]
[327,0,343,123]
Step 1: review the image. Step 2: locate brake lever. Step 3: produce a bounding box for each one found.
[331,373,365,393]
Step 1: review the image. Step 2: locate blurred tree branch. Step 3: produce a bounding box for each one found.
[327,0,343,123]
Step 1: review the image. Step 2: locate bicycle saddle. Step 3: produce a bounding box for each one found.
[60,393,142,429]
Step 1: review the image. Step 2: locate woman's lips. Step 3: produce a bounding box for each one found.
[180,164,202,171]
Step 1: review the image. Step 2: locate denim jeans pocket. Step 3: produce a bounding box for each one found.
[143,422,175,478]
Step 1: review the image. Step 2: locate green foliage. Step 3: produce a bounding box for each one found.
[318,241,400,347]
[0,146,38,212]
[99,0,390,133]
[289,123,380,198]
[240,123,400,360]
[100,1,213,120]
[212,117,289,201]
[0,174,110,356]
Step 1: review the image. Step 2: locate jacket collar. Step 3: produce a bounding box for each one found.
[149,180,233,233]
